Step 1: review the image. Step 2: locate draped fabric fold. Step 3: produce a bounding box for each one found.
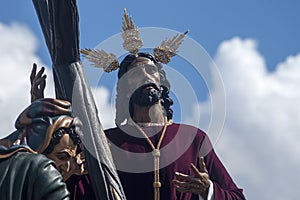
[32,0,126,199]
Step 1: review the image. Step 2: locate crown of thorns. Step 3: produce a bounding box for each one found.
[80,8,188,72]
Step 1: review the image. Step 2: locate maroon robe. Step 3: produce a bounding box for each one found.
[105,123,245,200]
[66,174,96,200]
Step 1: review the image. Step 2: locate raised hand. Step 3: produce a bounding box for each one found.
[30,63,46,102]
[173,157,210,198]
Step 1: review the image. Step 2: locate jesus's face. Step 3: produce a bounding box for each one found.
[125,57,162,106]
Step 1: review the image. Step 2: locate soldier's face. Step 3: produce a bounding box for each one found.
[46,133,78,181]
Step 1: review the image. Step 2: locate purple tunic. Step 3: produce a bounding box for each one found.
[105,123,245,200]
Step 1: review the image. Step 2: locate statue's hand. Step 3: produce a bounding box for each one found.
[30,63,46,102]
[173,157,210,198]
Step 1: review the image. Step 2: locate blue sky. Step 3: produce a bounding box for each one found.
[1,1,299,70]
[1,1,300,199]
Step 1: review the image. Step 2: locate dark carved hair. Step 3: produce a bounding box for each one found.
[115,52,173,125]
[43,126,81,155]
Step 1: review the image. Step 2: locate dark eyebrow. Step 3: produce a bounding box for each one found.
[56,151,72,158]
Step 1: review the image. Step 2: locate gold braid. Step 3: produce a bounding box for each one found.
[130,117,169,200]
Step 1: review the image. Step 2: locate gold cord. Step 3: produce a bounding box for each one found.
[130,117,169,200]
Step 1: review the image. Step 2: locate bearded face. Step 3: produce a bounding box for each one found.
[115,55,173,124]
[130,83,162,106]
[124,58,163,107]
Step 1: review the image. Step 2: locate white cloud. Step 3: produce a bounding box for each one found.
[92,86,116,129]
[0,22,54,138]
[204,37,300,199]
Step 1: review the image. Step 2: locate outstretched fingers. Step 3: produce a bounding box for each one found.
[173,159,210,196]
[30,63,37,85]
[173,172,208,194]
[199,157,208,173]
[30,63,47,102]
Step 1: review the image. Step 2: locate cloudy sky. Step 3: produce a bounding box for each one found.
[1,1,300,199]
